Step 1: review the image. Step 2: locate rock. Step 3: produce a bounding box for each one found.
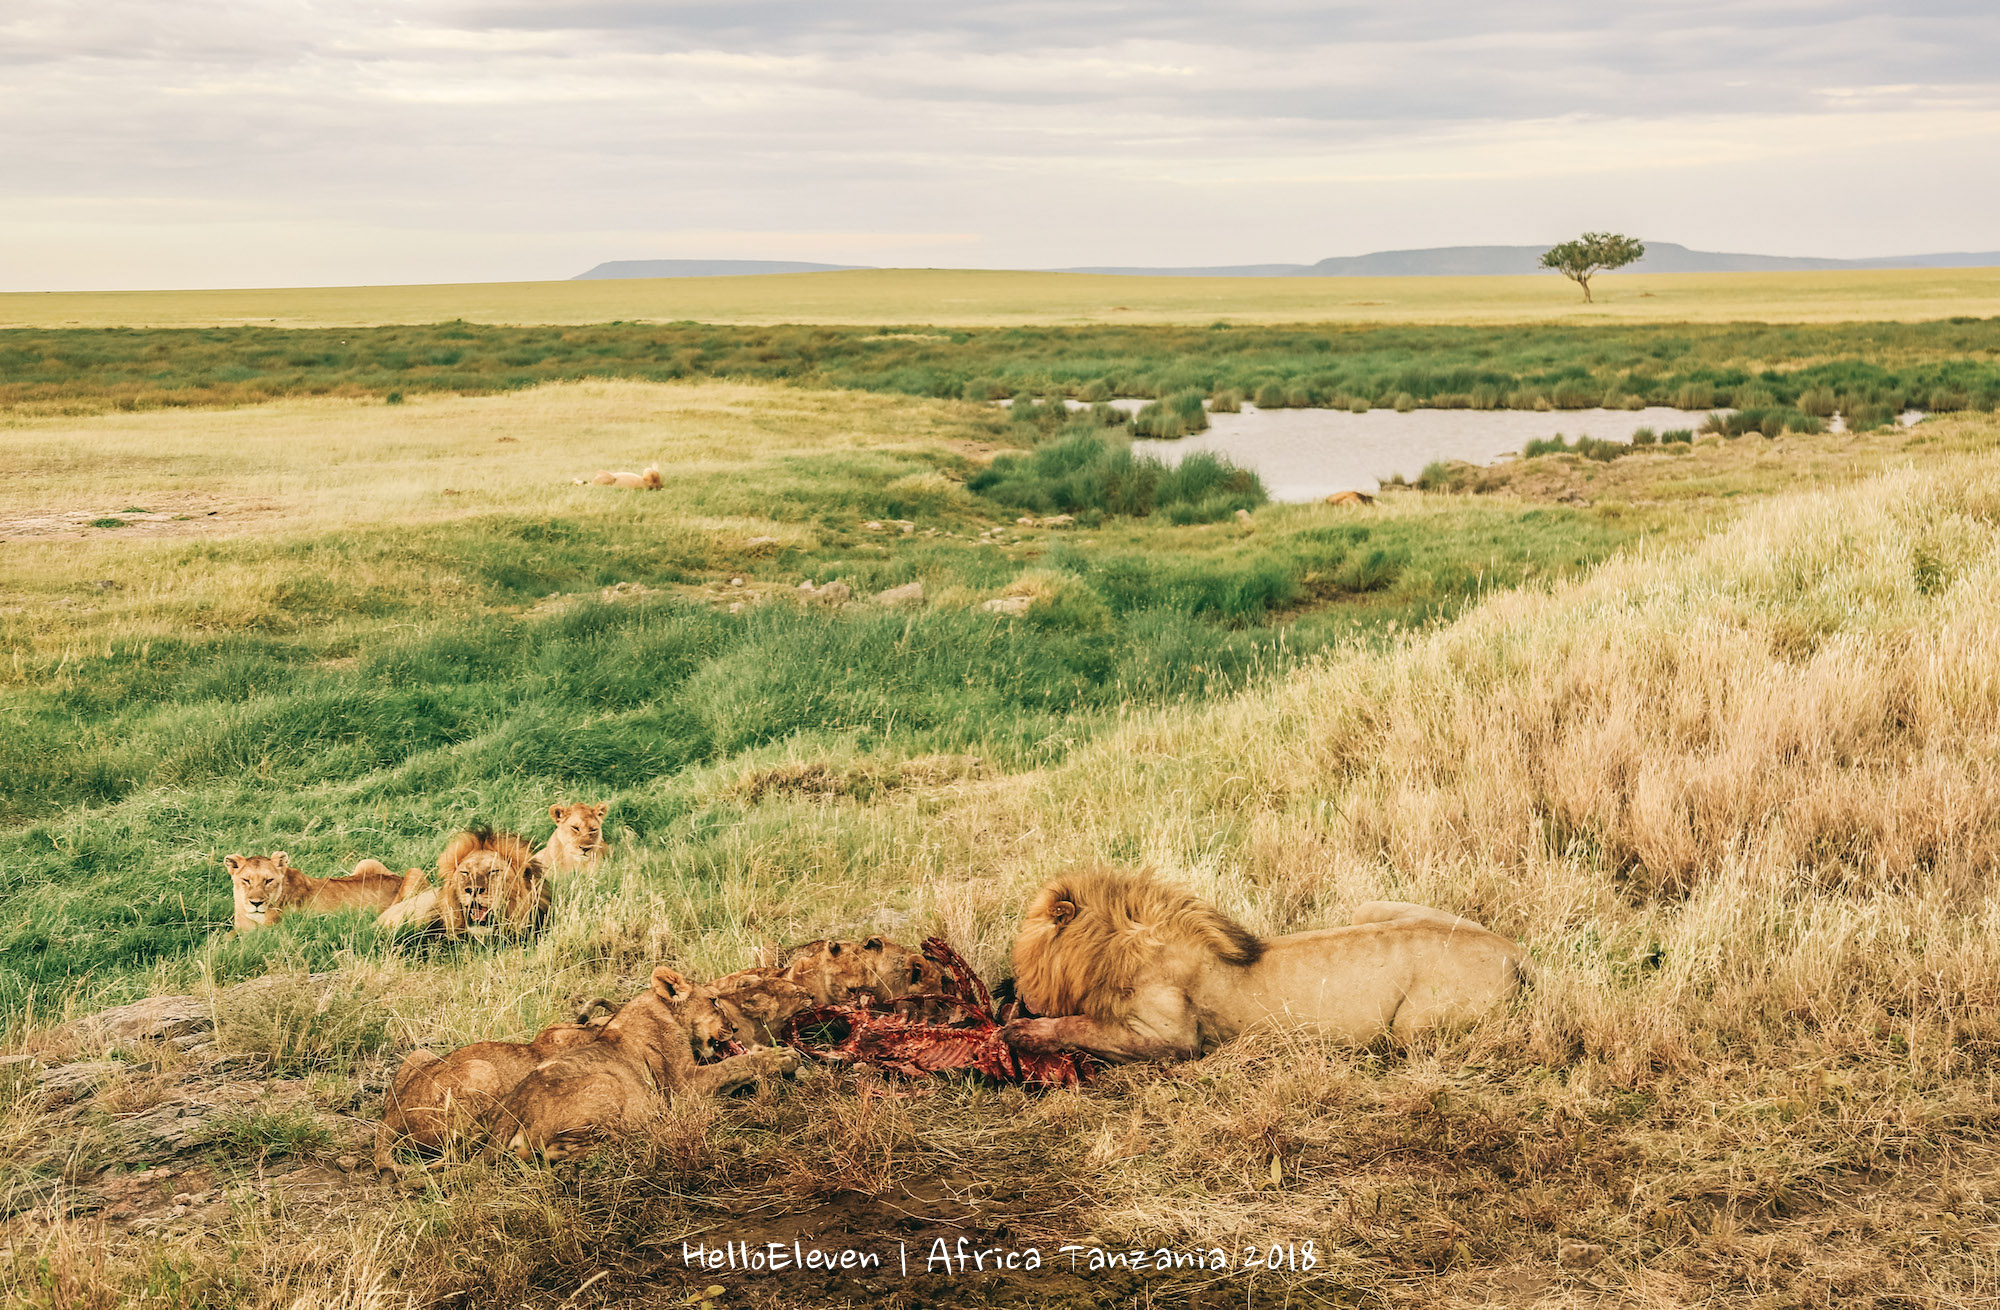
[799,580,850,605]
[1234,508,1253,525]
[1557,1239,1607,1270]
[861,520,884,531]
[1042,514,1075,529]
[729,576,744,587]
[335,1155,361,1173]
[1015,516,1036,526]
[36,1061,122,1106]
[981,596,1033,616]
[72,995,211,1047]
[873,581,924,607]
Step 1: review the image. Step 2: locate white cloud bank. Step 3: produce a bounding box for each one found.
[2,1,1995,288]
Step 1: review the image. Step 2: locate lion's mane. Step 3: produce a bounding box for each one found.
[1011,867,1264,1022]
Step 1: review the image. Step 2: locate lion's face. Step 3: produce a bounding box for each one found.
[226,852,293,922]
[550,802,607,854]
[452,852,516,926]
[650,969,733,1060]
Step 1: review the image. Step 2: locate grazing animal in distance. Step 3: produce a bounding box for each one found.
[538,802,610,874]
[482,968,796,1162]
[1002,868,1527,1064]
[373,998,618,1176]
[225,852,426,933]
[582,464,663,490]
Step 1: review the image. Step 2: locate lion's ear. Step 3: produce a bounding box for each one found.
[271,851,290,869]
[550,805,564,822]
[223,854,244,873]
[1049,898,1077,927]
[827,942,843,957]
[590,803,608,819]
[864,936,884,952]
[651,967,691,1002]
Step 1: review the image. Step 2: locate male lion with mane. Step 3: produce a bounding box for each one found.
[432,827,549,938]
[1002,868,1527,1064]
[225,851,426,933]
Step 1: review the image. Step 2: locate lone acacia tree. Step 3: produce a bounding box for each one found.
[1540,232,1646,303]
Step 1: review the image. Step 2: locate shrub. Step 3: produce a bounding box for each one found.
[1252,381,1287,409]
[967,429,1263,521]
[1470,385,1501,410]
[1522,433,1628,462]
[1731,384,1777,410]
[1079,378,1113,403]
[1210,388,1244,413]
[1550,379,1598,410]
[1672,381,1715,410]
[1660,428,1695,444]
[1348,395,1370,413]
[1283,385,1314,408]
[1631,426,1657,446]
[1798,386,1839,418]
[1392,392,1417,413]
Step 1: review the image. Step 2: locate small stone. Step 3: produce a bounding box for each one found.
[815,581,851,605]
[872,581,924,607]
[72,996,211,1047]
[172,1192,196,1206]
[335,1155,361,1173]
[36,1061,121,1105]
[729,576,743,587]
[981,596,1032,616]
[862,521,884,531]
[1557,1240,1606,1270]
[1042,514,1075,528]
[1016,516,1036,526]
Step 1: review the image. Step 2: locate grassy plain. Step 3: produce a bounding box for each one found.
[6,265,2000,330]
[6,372,2000,1306]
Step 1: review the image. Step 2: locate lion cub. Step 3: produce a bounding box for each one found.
[538,802,610,874]
[483,968,796,1162]
[226,851,426,933]
[373,999,618,1176]
[777,937,944,1007]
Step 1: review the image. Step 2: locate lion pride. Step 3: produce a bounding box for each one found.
[1001,868,1527,1064]
[482,967,796,1162]
[225,852,426,933]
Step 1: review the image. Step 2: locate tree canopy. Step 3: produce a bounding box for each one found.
[1540,233,1646,303]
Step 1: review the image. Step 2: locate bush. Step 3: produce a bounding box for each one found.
[1252,381,1287,409]
[967,428,1263,521]
[1672,381,1715,410]
[1798,387,1839,418]
[1631,426,1658,446]
[1660,428,1694,444]
[1079,378,1113,403]
[1131,389,1210,439]
[1392,392,1417,413]
[1522,433,1629,462]
[1210,388,1244,413]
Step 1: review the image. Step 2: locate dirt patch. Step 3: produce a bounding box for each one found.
[737,756,989,804]
[0,494,280,543]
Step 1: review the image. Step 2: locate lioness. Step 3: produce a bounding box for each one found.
[373,998,618,1176]
[775,937,940,1007]
[226,852,426,933]
[483,968,797,1162]
[538,802,610,874]
[1001,868,1527,1064]
[711,972,816,1047]
[585,464,663,490]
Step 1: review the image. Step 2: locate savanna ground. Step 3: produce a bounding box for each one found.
[5,296,2000,1307]
[7,265,2000,330]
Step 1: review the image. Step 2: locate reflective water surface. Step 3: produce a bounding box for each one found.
[1130,405,1718,502]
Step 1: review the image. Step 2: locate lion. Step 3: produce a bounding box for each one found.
[538,802,610,874]
[1001,868,1528,1064]
[434,828,550,938]
[770,936,940,1008]
[482,967,797,1162]
[584,464,663,490]
[373,998,619,1176]
[711,972,816,1047]
[225,852,427,933]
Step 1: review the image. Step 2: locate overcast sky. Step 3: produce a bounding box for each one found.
[4,1,1997,289]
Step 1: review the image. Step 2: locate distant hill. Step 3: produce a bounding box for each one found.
[1060,243,2000,278]
[572,260,871,280]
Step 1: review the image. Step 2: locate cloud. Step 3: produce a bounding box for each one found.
[2,1,1995,287]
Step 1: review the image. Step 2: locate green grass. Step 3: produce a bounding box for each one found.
[7,318,2000,418]
[0,385,1654,1015]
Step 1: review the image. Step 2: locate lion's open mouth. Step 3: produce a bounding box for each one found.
[468,906,491,923]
